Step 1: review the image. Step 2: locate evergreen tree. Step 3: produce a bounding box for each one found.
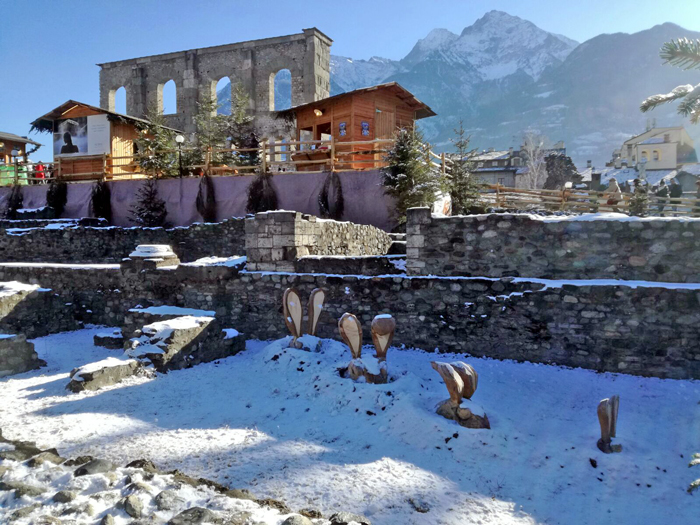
[194,82,258,169]
[544,153,582,189]
[246,169,278,214]
[447,121,482,215]
[382,128,441,224]
[628,180,650,217]
[130,177,169,227]
[46,180,68,217]
[196,174,217,222]
[3,184,23,219]
[641,38,700,124]
[90,179,112,223]
[134,108,179,177]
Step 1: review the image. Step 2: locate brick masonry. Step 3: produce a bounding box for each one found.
[406,208,700,282]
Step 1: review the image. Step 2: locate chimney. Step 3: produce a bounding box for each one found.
[509,147,514,154]
[614,157,622,169]
[646,119,652,131]
[587,160,592,168]
[488,147,495,153]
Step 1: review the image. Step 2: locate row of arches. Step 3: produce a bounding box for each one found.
[110,69,292,116]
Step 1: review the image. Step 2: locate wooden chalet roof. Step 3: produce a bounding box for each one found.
[30,100,182,134]
[278,82,437,120]
[0,131,41,147]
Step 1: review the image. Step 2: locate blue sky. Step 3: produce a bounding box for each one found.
[1,0,699,150]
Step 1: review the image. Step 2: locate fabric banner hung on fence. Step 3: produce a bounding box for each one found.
[0,170,397,230]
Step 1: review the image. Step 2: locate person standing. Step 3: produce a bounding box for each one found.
[606,177,623,213]
[669,178,683,216]
[655,179,669,217]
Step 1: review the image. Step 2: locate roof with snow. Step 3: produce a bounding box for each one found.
[583,166,677,186]
[639,137,665,145]
[472,150,512,161]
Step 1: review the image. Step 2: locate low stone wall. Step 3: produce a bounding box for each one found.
[406,208,700,282]
[0,219,246,264]
[245,211,392,271]
[1,264,699,379]
[295,255,404,275]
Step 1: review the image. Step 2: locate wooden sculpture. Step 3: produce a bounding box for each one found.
[307,288,326,336]
[283,288,304,348]
[339,313,365,380]
[597,395,621,453]
[431,361,490,429]
[368,314,396,383]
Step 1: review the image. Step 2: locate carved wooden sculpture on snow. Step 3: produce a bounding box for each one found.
[339,313,397,384]
[283,288,304,348]
[431,361,489,429]
[597,395,621,453]
[307,288,326,336]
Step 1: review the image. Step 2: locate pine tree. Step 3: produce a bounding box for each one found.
[3,184,23,219]
[130,177,169,227]
[544,153,583,190]
[628,181,650,217]
[641,38,700,124]
[194,82,258,169]
[134,108,179,177]
[246,169,278,214]
[46,180,68,217]
[91,179,112,223]
[382,128,441,224]
[447,121,483,215]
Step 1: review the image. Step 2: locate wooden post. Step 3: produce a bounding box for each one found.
[261,139,268,173]
[441,152,446,176]
[330,136,336,172]
[13,159,18,185]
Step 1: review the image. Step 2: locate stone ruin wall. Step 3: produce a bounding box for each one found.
[0,218,246,264]
[1,264,699,380]
[98,28,332,139]
[244,211,393,272]
[2,211,700,380]
[406,208,700,282]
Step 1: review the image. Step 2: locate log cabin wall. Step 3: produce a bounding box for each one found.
[294,87,419,170]
[110,120,139,176]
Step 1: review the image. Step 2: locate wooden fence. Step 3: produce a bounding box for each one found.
[479,185,700,217]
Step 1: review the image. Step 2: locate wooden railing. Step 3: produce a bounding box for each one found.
[479,185,700,217]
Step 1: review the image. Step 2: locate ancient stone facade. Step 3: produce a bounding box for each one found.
[406,208,700,282]
[98,28,332,135]
[245,211,392,272]
[0,335,44,378]
[1,264,699,380]
[0,218,245,264]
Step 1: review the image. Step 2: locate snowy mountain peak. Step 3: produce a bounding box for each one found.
[449,10,578,80]
[403,28,458,66]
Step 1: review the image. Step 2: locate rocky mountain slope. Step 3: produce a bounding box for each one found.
[218,10,700,166]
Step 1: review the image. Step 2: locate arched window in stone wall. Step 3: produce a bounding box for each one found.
[115,87,127,114]
[162,80,177,115]
[272,69,292,111]
[215,77,232,115]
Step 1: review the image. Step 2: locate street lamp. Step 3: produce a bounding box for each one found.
[10,148,20,185]
[175,135,185,178]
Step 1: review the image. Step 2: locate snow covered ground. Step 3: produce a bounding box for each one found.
[1,327,699,524]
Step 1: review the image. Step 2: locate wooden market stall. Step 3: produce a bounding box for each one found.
[278,82,436,171]
[30,100,181,181]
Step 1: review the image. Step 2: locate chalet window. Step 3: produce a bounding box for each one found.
[477,162,484,168]
[498,178,505,185]
[512,157,522,167]
[653,150,660,161]
[492,160,498,167]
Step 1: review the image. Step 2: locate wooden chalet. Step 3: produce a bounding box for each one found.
[278,82,436,171]
[0,131,42,165]
[30,100,181,180]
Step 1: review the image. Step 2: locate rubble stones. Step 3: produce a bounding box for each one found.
[53,490,78,503]
[168,507,223,525]
[74,459,115,477]
[0,334,45,378]
[329,511,372,525]
[155,490,185,511]
[67,359,141,393]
